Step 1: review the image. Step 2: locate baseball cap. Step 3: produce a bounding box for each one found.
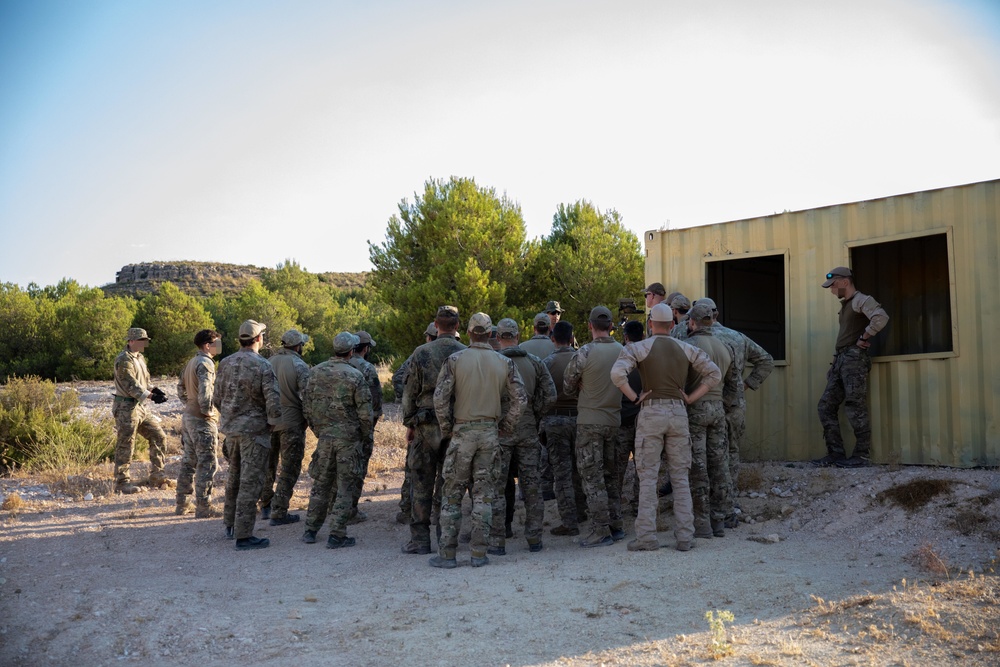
[649,303,673,322]
[695,297,717,311]
[355,331,376,348]
[688,303,715,323]
[127,327,150,341]
[669,294,691,310]
[468,312,492,334]
[437,305,459,318]
[544,300,563,314]
[497,318,519,337]
[424,321,438,337]
[822,267,852,288]
[589,306,613,324]
[333,331,360,354]
[533,312,550,328]
[238,320,267,340]
[642,282,666,297]
[280,329,309,347]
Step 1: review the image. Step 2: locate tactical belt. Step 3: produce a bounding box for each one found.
[644,398,684,405]
[455,418,496,425]
[113,395,137,403]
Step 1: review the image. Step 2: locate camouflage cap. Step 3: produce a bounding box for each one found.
[533,312,550,328]
[355,331,376,348]
[695,297,718,311]
[669,294,691,310]
[689,303,715,324]
[333,331,360,354]
[127,327,150,341]
[497,317,519,337]
[424,321,438,337]
[589,306,613,324]
[642,282,666,296]
[544,300,563,314]
[822,266,852,288]
[436,305,459,318]
[280,328,309,347]
[467,312,492,334]
[238,320,267,340]
[649,303,674,322]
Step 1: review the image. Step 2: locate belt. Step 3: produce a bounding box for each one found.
[113,395,137,403]
[455,418,496,425]
[835,345,867,355]
[549,408,578,417]
[644,398,684,405]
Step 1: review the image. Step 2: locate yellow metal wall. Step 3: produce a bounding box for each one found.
[644,179,1000,466]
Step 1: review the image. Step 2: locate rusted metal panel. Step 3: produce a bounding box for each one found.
[644,179,1000,466]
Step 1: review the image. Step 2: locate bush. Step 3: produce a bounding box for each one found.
[0,377,115,473]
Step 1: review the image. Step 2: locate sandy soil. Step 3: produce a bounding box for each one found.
[1,381,998,666]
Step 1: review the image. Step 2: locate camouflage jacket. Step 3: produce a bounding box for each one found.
[711,324,774,409]
[391,355,413,400]
[303,357,373,443]
[433,343,527,439]
[269,347,310,430]
[402,336,466,427]
[563,336,624,427]
[113,348,152,401]
[212,348,281,436]
[687,328,742,404]
[177,351,218,421]
[500,346,556,426]
[349,355,383,420]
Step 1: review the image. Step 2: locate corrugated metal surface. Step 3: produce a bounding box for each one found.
[644,179,1000,466]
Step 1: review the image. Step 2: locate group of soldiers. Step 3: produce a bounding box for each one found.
[110,288,774,560]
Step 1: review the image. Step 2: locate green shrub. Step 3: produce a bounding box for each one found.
[0,376,114,473]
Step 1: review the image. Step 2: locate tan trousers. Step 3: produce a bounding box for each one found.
[634,400,693,544]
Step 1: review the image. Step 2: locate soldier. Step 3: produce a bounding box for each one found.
[490,318,556,556]
[563,306,625,548]
[668,294,692,337]
[544,301,564,330]
[684,303,738,539]
[112,327,171,494]
[401,306,466,555]
[692,297,774,527]
[615,320,645,512]
[175,329,222,516]
[300,332,373,549]
[259,329,310,526]
[815,267,889,468]
[541,321,588,536]
[214,320,281,550]
[642,283,667,337]
[393,321,437,524]
[521,312,556,359]
[347,330,383,523]
[429,313,526,568]
[611,303,720,552]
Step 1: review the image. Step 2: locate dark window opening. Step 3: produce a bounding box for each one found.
[850,233,952,356]
[706,254,786,360]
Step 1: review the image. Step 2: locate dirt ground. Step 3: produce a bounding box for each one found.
[1,380,998,666]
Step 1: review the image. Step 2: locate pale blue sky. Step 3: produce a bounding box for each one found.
[2,0,998,288]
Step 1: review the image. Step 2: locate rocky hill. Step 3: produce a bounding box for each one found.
[101,262,367,297]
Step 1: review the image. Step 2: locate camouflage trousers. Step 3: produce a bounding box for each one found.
[305,436,362,539]
[688,399,732,525]
[491,421,544,548]
[222,433,269,540]
[350,415,378,510]
[541,415,587,529]
[574,423,623,536]
[817,347,872,458]
[724,407,746,495]
[112,397,167,485]
[260,424,306,519]
[176,414,219,505]
[438,422,499,558]
[407,422,447,548]
[634,399,693,544]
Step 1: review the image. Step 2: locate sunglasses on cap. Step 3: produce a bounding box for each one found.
[826,273,847,280]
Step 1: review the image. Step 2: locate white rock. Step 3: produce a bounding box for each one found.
[84,493,94,501]
[765,534,781,543]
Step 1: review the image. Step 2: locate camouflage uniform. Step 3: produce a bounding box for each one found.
[491,346,556,550]
[214,349,281,540]
[261,346,310,520]
[348,354,383,510]
[564,334,624,542]
[302,357,372,540]
[392,354,414,518]
[615,365,642,508]
[434,342,526,560]
[541,347,588,530]
[392,356,412,403]
[685,326,739,531]
[402,335,466,549]
[176,350,219,510]
[112,347,168,487]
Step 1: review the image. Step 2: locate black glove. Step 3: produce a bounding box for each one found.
[150,387,168,404]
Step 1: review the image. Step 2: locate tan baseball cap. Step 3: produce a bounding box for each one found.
[642,282,666,296]
[238,320,266,340]
[127,328,150,341]
[467,312,492,334]
[355,331,376,348]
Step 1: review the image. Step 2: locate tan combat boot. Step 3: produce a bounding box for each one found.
[175,496,195,515]
[195,501,221,518]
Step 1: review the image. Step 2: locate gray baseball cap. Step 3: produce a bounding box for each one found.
[333,331,360,354]
[280,329,309,347]
[497,318,519,337]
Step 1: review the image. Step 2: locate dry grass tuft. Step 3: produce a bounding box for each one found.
[907,543,950,576]
[2,491,25,513]
[876,478,953,511]
[737,465,766,493]
[368,415,407,477]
